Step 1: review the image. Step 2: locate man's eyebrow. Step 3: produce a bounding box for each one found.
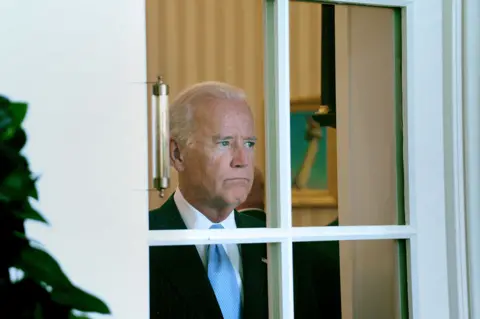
[211,135,257,141]
[212,135,234,141]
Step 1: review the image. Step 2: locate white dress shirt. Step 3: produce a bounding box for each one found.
[173,188,244,300]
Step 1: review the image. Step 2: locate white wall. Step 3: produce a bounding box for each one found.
[0,1,149,318]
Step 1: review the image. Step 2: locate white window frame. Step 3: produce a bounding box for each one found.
[462,0,480,318]
[146,0,467,318]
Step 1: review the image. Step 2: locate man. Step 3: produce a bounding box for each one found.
[149,81,330,319]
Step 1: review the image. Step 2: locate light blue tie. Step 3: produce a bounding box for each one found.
[207,224,241,319]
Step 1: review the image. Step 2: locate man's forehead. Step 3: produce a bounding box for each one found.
[195,104,254,130]
[194,98,251,117]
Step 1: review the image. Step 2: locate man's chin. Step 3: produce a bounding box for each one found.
[225,193,248,207]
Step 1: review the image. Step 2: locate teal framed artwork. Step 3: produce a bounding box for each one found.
[290,97,337,207]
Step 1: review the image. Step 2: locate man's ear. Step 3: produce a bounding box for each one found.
[170,139,185,171]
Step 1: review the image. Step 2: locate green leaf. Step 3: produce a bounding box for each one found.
[0,168,36,201]
[52,286,110,314]
[4,127,27,152]
[29,175,40,200]
[1,126,15,140]
[13,246,72,289]
[9,200,48,224]
[34,303,43,319]
[0,99,27,140]
[0,145,24,183]
[12,230,45,248]
[14,203,48,224]
[69,314,91,319]
[12,230,30,241]
[0,95,9,107]
[9,102,28,128]
[0,95,12,131]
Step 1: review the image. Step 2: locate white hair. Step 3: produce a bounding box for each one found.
[169,81,248,146]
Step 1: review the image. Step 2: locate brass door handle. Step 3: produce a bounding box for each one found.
[151,76,170,197]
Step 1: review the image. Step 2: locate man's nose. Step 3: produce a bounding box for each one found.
[231,146,249,168]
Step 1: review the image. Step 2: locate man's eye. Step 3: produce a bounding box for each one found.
[219,141,230,147]
[245,141,256,148]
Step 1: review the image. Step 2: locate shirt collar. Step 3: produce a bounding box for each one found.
[236,207,265,213]
[173,187,237,230]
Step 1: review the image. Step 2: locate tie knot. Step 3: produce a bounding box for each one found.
[210,224,224,230]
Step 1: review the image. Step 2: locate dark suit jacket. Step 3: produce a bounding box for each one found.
[149,197,341,318]
[240,209,342,319]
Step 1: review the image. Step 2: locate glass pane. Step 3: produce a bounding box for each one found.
[149,242,269,318]
[146,0,266,217]
[286,2,404,226]
[146,0,279,228]
[292,239,408,319]
[148,239,408,318]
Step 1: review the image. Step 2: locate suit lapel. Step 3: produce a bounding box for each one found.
[236,212,269,318]
[149,196,222,317]
[153,245,222,315]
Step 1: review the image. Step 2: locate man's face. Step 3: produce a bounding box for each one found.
[177,98,256,209]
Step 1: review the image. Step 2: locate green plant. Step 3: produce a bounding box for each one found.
[0,95,110,318]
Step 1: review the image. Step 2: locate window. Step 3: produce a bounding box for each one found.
[147,0,459,318]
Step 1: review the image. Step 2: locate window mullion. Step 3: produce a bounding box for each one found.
[463,0,480,317]
[264,0,294,318]
[404,1,451,318]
